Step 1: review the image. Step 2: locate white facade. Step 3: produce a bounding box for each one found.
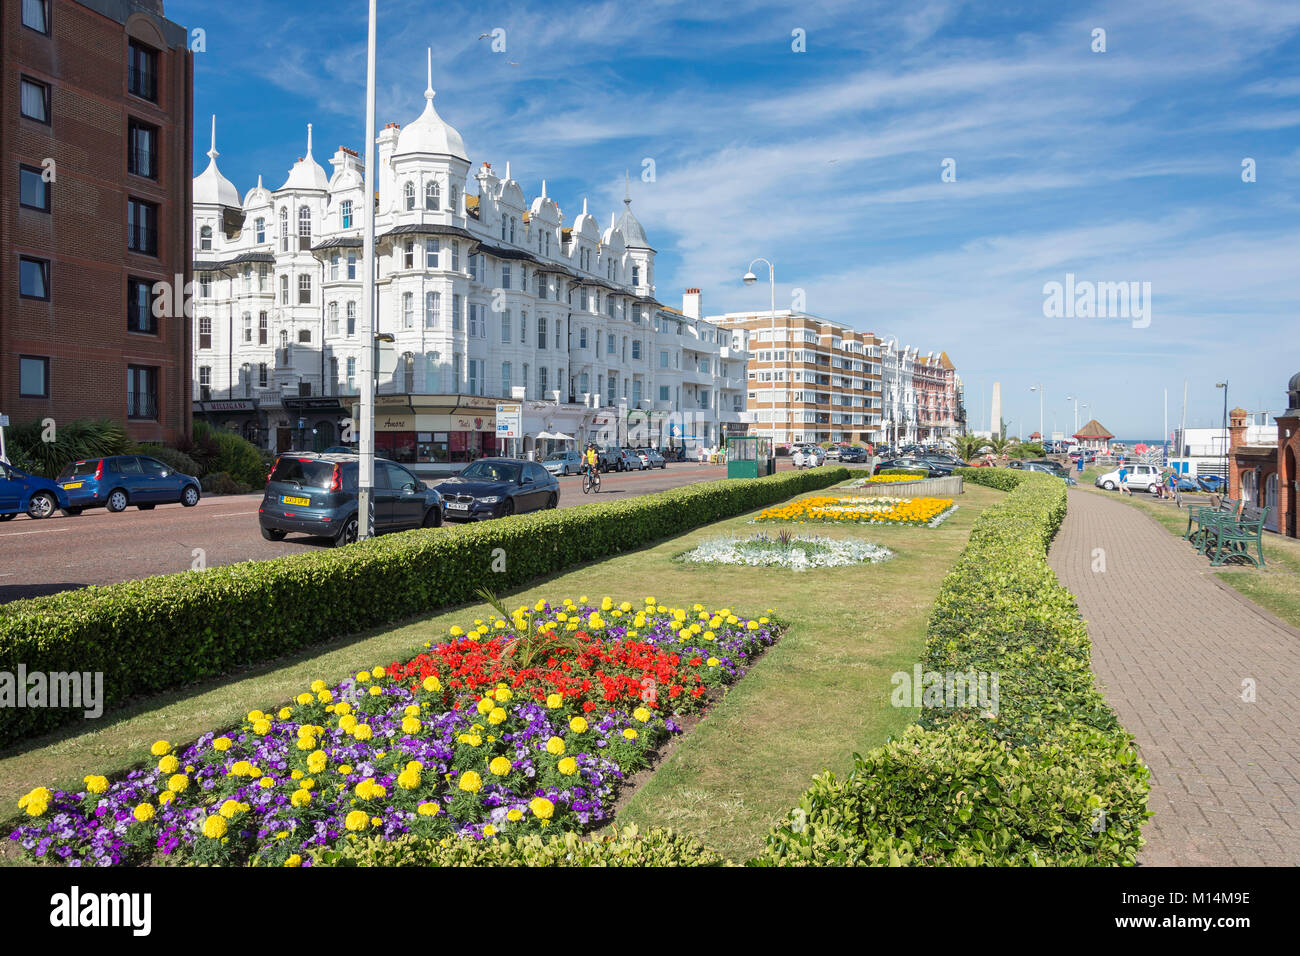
[189,67,747,466]
[879,341,919,445]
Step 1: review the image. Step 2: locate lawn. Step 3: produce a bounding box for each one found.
[1,480,1004,863]
[1078,469,1300,631]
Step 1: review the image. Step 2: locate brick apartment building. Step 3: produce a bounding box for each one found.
[705,307,883,445]
[2,0,192,444]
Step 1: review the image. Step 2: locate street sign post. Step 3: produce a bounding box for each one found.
[496,402,521,458]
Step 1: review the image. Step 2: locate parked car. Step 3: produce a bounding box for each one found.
[873,456,938,477]
[1095,463,1162,493]
[56,455,202,515]
[839,446,869,463]
[824,445,842,460]
[792,445,826,468]
[0,461,67,520]
[433,458,559,522]
[636,448,667,469]
[614,448,647,471]
[542,451,583,476]
[1025,458,1069,477]
[320,445,355,455]
[595,444,624,473]
[260,452,441,546]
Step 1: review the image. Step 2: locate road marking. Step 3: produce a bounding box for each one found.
[0,527,72,537]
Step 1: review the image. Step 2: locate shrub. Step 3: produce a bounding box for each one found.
[0,466,848,746]
[4,418,128,479]
[953,466,1024,492]
[200,471,252,495]
[179,422,265,486]
[756,472,1150,866]
[133,445,201,478]
[310,825,729,867]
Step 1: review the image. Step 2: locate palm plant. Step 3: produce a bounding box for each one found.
[952,433,988,461]
[475,588,588,670]
[985,435,1014,457]
[5,417,128,478]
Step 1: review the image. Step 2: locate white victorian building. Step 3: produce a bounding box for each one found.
[879,340,920,446]
[190,58,749,473]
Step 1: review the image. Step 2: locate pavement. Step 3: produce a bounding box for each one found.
[1048,487,1300,865]
[0,458,811,604]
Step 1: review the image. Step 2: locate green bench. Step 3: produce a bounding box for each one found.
[1202,504,1270,568]
[1185,497,1239,546]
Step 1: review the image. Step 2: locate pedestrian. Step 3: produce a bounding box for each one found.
[1118,463,1131,496]
[697,445,706,466]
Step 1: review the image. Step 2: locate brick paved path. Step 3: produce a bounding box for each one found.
[1048,489,1300,865]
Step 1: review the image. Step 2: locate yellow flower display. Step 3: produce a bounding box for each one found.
[757,495,954,526]
[202,815,228,839]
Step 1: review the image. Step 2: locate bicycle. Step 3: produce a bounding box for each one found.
[582,467,601,495]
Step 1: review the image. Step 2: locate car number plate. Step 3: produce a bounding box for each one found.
[447,502,469,510]
[281,495,310,506]
[63,482,83,489]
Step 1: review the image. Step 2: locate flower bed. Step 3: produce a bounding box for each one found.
[757,495,955,526]
[850,474,931,486]
[677,532,893,570]
[8,597,780,867]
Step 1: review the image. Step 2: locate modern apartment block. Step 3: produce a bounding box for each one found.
[704,308,883,445]
[2,0,193,444]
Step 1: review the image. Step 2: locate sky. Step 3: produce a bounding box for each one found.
[171,0,1300,438]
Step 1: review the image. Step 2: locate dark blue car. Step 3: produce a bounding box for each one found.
[56,455,202,514]
[433,458,559,521]
[0,461,68,520]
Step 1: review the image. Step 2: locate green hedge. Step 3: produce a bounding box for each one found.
[0,466,848,747]
[755,471,1151,865]
[953,466,1024,491]
[310,825,728,867]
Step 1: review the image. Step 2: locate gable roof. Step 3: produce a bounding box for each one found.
[1074,418,1114,439]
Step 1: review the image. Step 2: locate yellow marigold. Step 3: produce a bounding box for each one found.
[489,756,512,776]
[546,736,565,755]
[569,716,588,733]
[494,685,512,703]
[133,803,155,822]
[291,789,312,808]
[252,718,272,735]
[278,707,291,720]
[338,764,353,777]
[338,714,357,732]
[353,724,373,741]
[299,777,315,790]
[18,787,52,817]
[284,854,302,867]
[258,776,275,789]
[157,755,179,775]
[247,710,264,722]
[335,701,352,717]
[488,707,507,725]
[317,689,333,704]
[707,657,720,667]
[307,750,327,773]
[417,802,441,817]
[368,686,382,697]
[83,775,109,795]
[167,773,189,793]
[297,736,316,751]
[150,740,172,757]
[344,810,369,831]
[397,768,422,790]
[290,769,304,780]
[355,778,387,800]
[212,736,232,751]
[557,757,578,776]
[633,707,652,723]
[295,693,313,706]
[218,799,245,818]
[476,697,495,715]
[546,693,563,709]
[623,728,639,740]
[158,791,175,806]
[457,733,483,747]
[529,797,554,819]
[458,771,483,793]
[401,716,422,735]
[202,815,227,839]
[355,670,370,683]
[507,808,523,822]
[449,625,464,637]
[422,675,441,693]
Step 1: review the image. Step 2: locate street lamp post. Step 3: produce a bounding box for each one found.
[743,259,780,446]
[356,0,378,541]
[1029,384,1044,445]
[1216,381,1228,490]
[1066,394,1087,435]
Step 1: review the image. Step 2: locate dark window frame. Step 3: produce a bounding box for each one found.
[20,76,51,125]
[19,164,50,212]
[126,365,159,420]
[126,276,157,334]
[18,355,50,398]
[127,118,159,180]
[127,197,159,256]
[19,255,51,300]
[22,0,51,35]
[127,40,158,103]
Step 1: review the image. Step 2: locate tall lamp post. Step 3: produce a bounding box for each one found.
[743,259,780,446]
[1216,381,1228,490]
[1029,384,1044,445]
[357,0,378,541]
[1066,394,1087,435]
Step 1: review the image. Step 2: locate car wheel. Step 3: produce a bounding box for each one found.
[1102,480,1116,491]
[261,526,287,541]
[333,515,359,547]
[546,492,557,509]
[106,489,129,512]
[27,491,57,519]
[502,499,515,517]
[0,512,16,522]
[422,507,441,528]
[136,504,156,510]
[61,506,83,517]
[181,485,201,507]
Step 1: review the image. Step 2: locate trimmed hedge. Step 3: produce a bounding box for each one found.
[310,825,728,867]
[953,465,1023,491]
[0,466,847,747]
[755,471,1151,865]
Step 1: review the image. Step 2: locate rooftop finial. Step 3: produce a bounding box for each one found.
[541,179,547,198]
[306,123,313,158]
[425,48,434,101]
[624,169,631,206]
[208,115,218,161]
[256,174,263,189]
[505,161,511,181]
[582,197,588,215]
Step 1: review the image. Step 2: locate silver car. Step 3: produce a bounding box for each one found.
[792,445,826,468]
[542,451,583,476]
[636,448,667,469]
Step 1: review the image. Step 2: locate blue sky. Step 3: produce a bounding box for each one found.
[172,0,1300,438]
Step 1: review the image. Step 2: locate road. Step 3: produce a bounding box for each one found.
[0,459,805,603]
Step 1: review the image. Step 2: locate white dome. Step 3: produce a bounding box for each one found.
[193,115,240,208]
[278,123,329,192]
[396,90,467,160]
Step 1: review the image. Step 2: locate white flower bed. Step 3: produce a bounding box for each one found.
[929,504,959,527]
[677,533,894,571]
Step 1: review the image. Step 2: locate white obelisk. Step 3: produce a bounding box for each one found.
[991,382,1003,439]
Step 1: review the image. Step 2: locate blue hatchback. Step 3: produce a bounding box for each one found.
[0,461,68,520]
[56,455,202,514]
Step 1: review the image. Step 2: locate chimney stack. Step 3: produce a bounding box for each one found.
[683,288,702,319]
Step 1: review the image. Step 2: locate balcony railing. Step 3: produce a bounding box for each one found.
[127,394,159,419]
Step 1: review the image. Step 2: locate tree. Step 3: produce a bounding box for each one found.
[986,435,1014,457]
[953,433,988,461]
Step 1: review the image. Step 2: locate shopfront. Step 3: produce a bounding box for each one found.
[193,399,262,446]
[349,395,501,472]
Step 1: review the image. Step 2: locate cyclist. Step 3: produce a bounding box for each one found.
[583,444,600,487]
